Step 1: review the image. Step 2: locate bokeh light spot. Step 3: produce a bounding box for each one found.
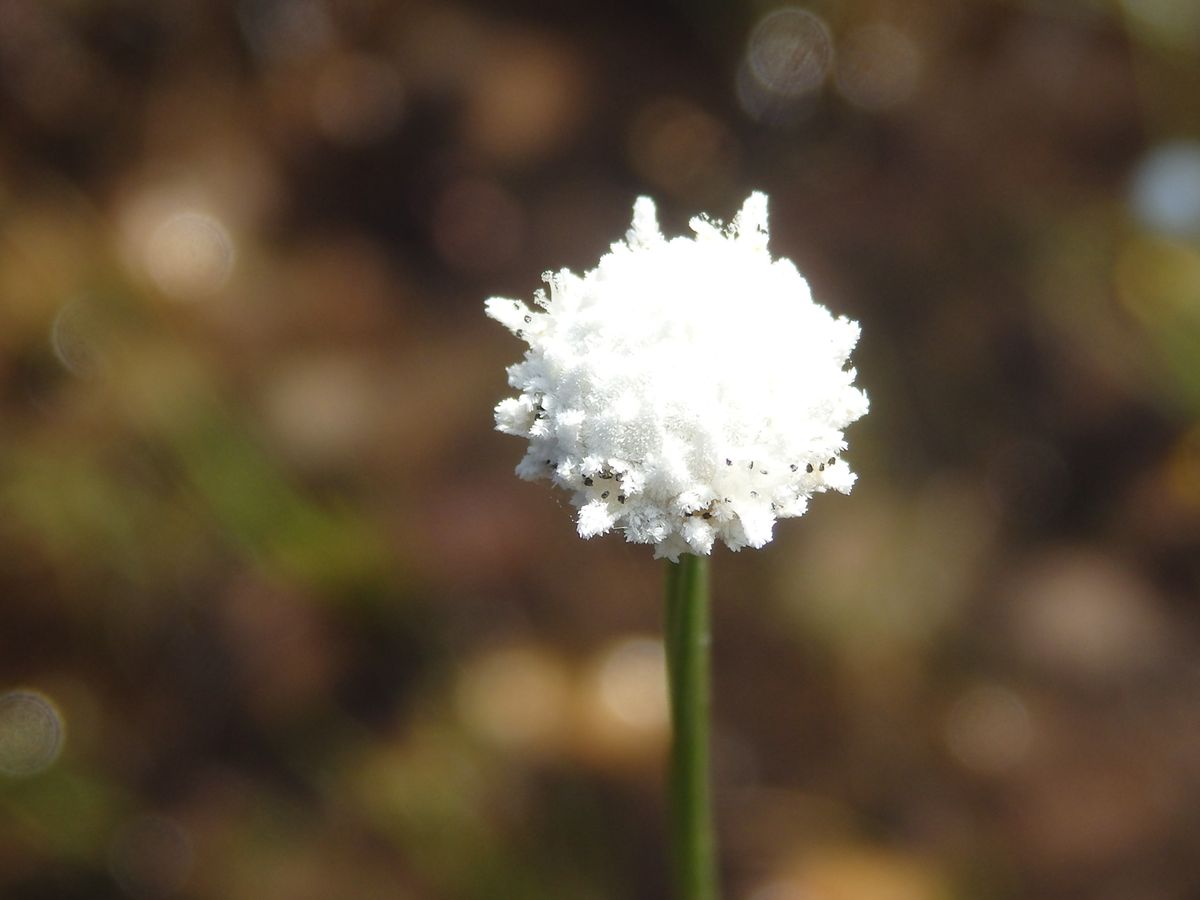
[835,23,921,111]
[594,636,667,732]
[628,97,738,200]
[144,210,235,300]
[945,684,1032,774]
[261,356,376,469]
[745,8,834,99]
[753,845,949,900]
[1129,141,1200,237]
[1007,552,1169,680]
[464,34,587,165]
[0,689,65,777]
[455,644,571,755]
[50,296,106,379]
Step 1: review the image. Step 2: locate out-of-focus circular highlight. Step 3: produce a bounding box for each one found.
[944,684,1033,775]
[746,8,834,98]
[454,643,572,756]
[591,636,668,734]
[1129,141,1200,237]
[0,689,66,777]
[748,845,948,900]
[627,97,738,200]
[144,210,235,300]
[50,296,107,380]
[834,23,921,111]
[738,7,833,125]
[573,635,669,768]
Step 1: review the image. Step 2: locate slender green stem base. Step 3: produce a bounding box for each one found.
[664,554,718,900]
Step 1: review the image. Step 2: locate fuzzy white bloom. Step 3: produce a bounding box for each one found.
[486,192,868,561]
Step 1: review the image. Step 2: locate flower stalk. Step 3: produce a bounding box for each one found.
[664,553,718,900]
[485,192,867,896]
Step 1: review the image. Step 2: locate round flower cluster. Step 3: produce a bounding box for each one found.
[486,193,868,560]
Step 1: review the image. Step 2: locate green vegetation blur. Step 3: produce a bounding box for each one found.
[2,1,1199,897]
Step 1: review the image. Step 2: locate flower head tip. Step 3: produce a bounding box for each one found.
[486,192,868,561]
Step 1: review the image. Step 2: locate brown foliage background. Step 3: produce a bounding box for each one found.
[2,1,1200,898]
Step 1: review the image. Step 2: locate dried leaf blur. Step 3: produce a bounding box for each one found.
[2,1,1199,897]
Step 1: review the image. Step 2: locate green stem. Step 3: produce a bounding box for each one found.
[664,553,718,900]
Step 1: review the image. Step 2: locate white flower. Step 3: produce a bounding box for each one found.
[486,192,868,561]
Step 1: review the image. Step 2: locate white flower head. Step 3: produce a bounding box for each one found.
[486,192,868,561]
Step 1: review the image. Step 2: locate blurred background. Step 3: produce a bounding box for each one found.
[1,0,1199,897]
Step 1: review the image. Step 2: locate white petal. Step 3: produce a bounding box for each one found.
[577,500,616,539]
[484,297,535,335]
[627,196,663,248]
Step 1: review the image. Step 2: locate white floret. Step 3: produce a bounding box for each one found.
[485,192,868,561]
